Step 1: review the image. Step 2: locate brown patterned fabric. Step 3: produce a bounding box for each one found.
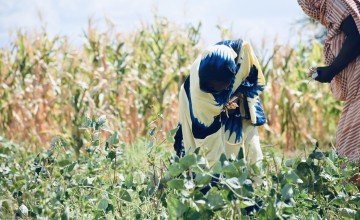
[298,0,360,162]
[297,0,327,23]
[297,0,360,63]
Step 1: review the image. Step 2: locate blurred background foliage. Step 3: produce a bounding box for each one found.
[0,16,341,154]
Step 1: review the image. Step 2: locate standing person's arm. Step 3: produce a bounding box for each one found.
[316,15,360,83]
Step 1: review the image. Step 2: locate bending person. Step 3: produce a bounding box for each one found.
[174,39,266,170]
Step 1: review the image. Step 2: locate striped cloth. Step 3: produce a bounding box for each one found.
[298,0,360,162]
[174,39,266,168]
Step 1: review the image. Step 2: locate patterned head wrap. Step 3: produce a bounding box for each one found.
[198,45,238,93]
[297,0,328,25]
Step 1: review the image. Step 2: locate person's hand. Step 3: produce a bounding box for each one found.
[223,96,239,117]
[314,66,337,83]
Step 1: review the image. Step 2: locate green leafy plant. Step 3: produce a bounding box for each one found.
[1,126,359,219]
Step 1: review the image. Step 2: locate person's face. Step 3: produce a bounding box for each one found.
[207,81,231,93]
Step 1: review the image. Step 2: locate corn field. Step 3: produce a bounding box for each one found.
[0,16,342,154]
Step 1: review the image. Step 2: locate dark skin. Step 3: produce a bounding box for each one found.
[207,81,231,93]
[316,15,360,83]
[207,81,239,114]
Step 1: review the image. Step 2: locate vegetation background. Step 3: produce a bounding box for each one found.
[0,16,341,153]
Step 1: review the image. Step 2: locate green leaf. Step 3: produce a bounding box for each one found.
[108,132,119,145]
[107,151,116,160]
[307,211,322,220]
[106,203,115,213]
[233,159,246,169]
[295,193,309,199]
[349,195,360,206]
[328,150,338,162]
[167,179,184,190]
[124,173,134,188]
[179,154,196,169]
[330,195,346,206]
[66,162,76,172]
[222,163,238,177]
[219,154,227,165]
[266,202,276,219]
[206,190,224,210]
[194,147,200,154]
[80,116,92,128]
[94,210,105,219]
[61,212,68,220]
[93,139,100,147]
[339,208,356,219]
[168,163,185,177]
[166,134,174,143]
[284,170,303,184]
[169,127,179,135]
[282,204,295,215]
[195,173,212,185]
[251,163,260,175]
[120,189,132,202]
[310,151,324,160]
[239,200,256,208]
[212,161,222,174]
[285,158,300,168]
[237,147,244,160]
[29,211,38,218]
[166,127,179,144]
[98,198,109,210]
[296,162,310,177]
[225,177,241,189]
[58,160,71,167]
[344,183,358,194]
[356,210,360,220]
[167,194,187,219]
[184,208,202,220]
[256,209,267,220]
[281,184,294,201]
[83,130,91,140]
[324,157,337,172]
[96,115,107,126]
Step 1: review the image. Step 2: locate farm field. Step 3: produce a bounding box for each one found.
[0,17,359,219]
